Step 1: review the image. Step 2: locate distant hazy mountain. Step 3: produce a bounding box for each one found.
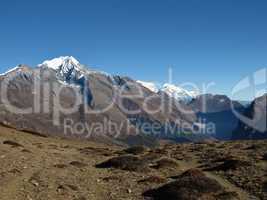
[232,94,267,140]
[188,94,245,140]
[237,100,252,107]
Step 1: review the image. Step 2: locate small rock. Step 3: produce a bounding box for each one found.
[30,180,39,187]
[3,140,23,148]
[69,161,87,168]
[27,195,33,200]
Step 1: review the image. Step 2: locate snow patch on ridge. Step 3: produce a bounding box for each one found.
[0,66,20,76]
[188,90,200,98]
[137,80,160,93]
[162,83,197,102]
[137,81,200,102]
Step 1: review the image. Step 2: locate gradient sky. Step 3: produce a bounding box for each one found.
[0,0,266,100]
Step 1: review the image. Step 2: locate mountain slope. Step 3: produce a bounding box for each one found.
[0,56,198,144]
[188,94,245,139]
[232,94,267,140]
[0,124,265,200]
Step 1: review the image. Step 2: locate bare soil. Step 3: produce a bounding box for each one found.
[0,125,266,200]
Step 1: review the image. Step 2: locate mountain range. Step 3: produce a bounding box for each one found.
[0,56,265,145]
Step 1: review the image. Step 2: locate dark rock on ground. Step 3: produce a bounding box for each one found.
[152,158,179,169]
[121,145,148,155]
[138,176,167,184]
[143,168,226,200]
[95,155,149,172]
[3,140,23,147]
[205,159,251,171]
[69,161,87,168]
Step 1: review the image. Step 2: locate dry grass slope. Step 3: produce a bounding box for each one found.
[0,125,266,200]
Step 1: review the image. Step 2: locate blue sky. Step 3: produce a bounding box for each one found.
[0,0,266,100]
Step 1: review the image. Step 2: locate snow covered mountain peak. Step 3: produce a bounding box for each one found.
[136,81,200,102]
[188,90,200,98]
[162,83,194,102]
[1,56,200,103]
[162,83,186,94]
[38,56,87,83]
[38,56,81,70]
[136,80,160,93]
